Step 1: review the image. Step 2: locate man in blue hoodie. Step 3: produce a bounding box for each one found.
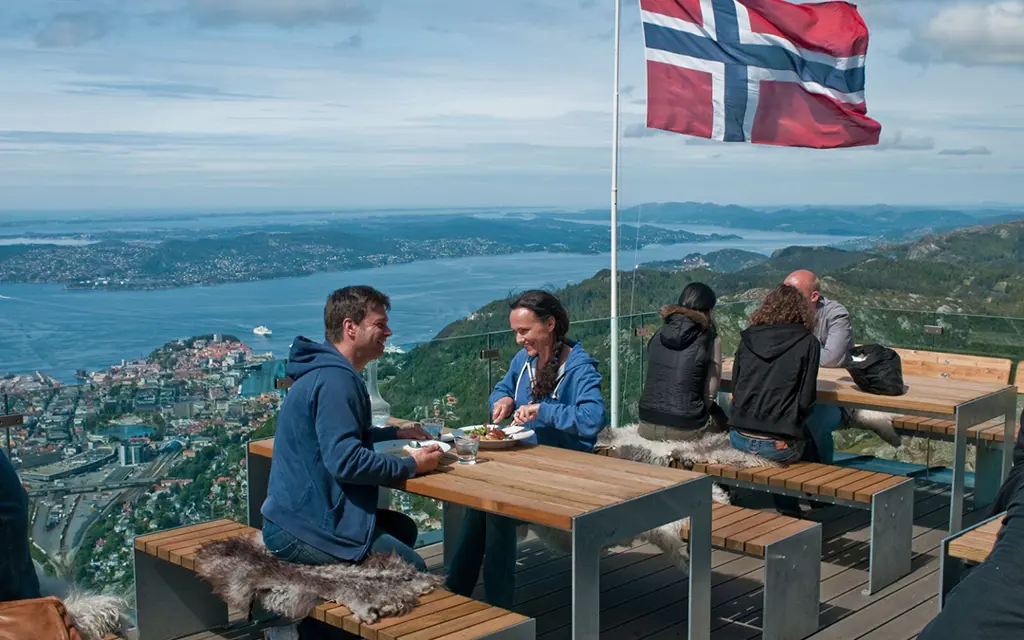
[260,285,443,586]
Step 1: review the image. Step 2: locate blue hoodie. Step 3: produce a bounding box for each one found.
[488,342,606,452]
[261,337,417,562]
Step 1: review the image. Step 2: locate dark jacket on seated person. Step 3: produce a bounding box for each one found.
[639,306,718,430]
[919,461,1024,640]
[989,408,1024,517]
[728,323,820,443]
[261,337,418,562]
[1,451,41,602]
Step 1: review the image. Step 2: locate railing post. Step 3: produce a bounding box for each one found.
[486,333,493,394]
[3,393,10,459]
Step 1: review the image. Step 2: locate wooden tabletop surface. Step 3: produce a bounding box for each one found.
[248,438,703,531]
[719,360,1014,416]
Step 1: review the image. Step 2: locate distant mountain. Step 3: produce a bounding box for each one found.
[642,249,768,273]
[571,202,1024,239]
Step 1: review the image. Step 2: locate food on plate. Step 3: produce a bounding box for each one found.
[461,425,508,441]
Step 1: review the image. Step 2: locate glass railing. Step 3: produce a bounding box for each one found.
[2,305,1022,607]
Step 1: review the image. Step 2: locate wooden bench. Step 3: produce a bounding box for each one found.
[939,512,1004,609]
[677,459,914,595]
[886,349,1015,505]
[596,447,822,640]
[134,521,534,640]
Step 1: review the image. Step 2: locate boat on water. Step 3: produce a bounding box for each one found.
[253,325,273,336]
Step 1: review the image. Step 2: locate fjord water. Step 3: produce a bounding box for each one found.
[0,226,846,380]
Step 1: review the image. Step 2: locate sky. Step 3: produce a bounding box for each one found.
[0,0,1022,211]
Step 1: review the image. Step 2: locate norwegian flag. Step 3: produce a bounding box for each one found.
[640,0,882,148]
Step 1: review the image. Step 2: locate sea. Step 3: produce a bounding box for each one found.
[0,221,849,382]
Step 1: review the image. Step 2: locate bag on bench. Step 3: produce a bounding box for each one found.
[0,596,83,640]
[846,344,905,396]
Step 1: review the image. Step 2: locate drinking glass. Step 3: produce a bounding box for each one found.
[421,420,444,440]
[453,432,480,465]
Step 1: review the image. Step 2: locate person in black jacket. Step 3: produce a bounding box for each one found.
[1,449,41,602]
[638,283,724,441]
[728,284,820,465]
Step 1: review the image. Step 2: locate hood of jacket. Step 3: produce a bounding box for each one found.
[284,336,356,380]
[657,305,711,351]
[739,323,811,361]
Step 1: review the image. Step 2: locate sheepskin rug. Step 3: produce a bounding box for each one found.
[194,532,443,624]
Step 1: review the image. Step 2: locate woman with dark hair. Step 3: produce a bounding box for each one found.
[728,284,820,466]
[446,289,605,608]
[638,282,723,441]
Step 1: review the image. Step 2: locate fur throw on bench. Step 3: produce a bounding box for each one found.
[194,533,443,624]
[518,426,779,570]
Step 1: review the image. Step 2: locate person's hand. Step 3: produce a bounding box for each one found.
[397,425,431,440]
[513,403,540,425]
[491,397,514,423]
[410,444,443,474]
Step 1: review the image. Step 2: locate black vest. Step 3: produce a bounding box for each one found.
[638,308,714,430]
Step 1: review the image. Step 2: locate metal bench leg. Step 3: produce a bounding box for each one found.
[246,445,272,529]
[134,549,229,640]
[938,535,963,612]
[975,441,1003,510]
[867,480,914,595]
[762,524,822,640]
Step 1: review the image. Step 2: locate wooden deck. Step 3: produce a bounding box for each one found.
[421,481,979,640]
[176,481,980,640]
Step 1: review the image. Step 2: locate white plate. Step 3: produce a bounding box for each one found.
[445,426,535,449]
[373,439,451,457]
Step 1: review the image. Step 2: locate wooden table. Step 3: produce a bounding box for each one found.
[247,437,713,640]
[720,362,1018,533]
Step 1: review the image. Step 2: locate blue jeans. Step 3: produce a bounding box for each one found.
[805,404,842,464]
[445,510,518,609]
[729,430,804,464]
[263,509,426,572]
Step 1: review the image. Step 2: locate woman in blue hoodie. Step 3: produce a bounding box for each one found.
[445,290,606,608]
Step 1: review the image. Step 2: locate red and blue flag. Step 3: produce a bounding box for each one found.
[641,0,882,148]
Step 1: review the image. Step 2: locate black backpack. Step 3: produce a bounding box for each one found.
[845,344,906,396]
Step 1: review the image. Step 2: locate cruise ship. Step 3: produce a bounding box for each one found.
[252,325,272,336]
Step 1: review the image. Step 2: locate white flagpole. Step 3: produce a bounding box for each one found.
[609,0,622,429]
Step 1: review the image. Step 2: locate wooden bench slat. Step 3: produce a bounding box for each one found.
[711,511,780,547]
[949,538,996,564]
[377,602,493,640]
[135,519,235,551]
[768,463,827,488]
[853,476,909,503]
[155,523,250,560]
[723,517,793,553]
[748,465,797,483]
[431,612,531,640]
[745,520,819,556]
[149,522,247,557]
[313,603,349,623]
[818,469,878,498]
[835,473,892,502]
[397,607,513,640]
[798,466,862,494]
[361,595,472,640]
[781,464,842,491]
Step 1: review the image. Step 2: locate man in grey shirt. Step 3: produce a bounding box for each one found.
[785,270,854,368]
[784,270,853,462]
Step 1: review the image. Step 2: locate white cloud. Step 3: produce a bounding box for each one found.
[903,1,1024,66]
